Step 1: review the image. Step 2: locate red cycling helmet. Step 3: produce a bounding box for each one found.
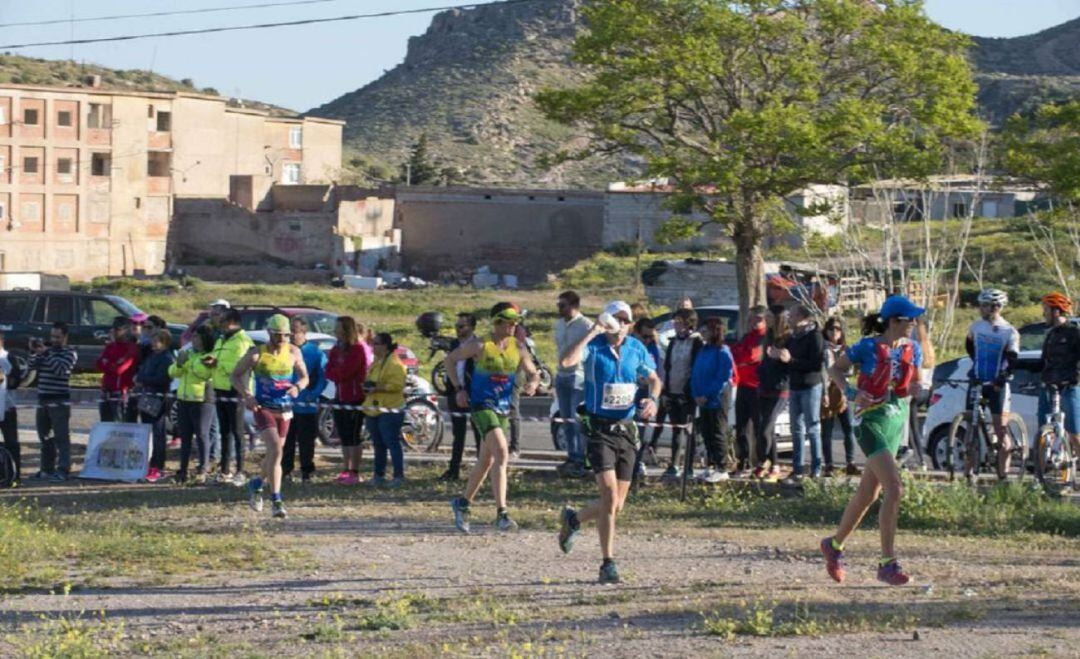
[1041,292,1073,314]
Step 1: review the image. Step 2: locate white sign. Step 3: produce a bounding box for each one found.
[79,423,151,482]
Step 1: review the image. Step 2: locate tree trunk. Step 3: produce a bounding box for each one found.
[734,232,766,335]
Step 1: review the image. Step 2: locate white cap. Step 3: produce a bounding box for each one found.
[210,299,231,309]
[603,300,632,319]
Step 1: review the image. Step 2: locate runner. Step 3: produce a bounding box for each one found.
[447,302,540,534]
[820,295,923,586]
[232,314,309,519]
[965,289,1020,480]
[556,301,661,584]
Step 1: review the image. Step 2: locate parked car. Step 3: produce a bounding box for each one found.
[922,350,1042,469]
[1017,318,1080,353]
[180,305,339,345]
[0,290,183,384]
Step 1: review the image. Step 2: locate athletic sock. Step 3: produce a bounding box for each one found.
[496,507,507,518]
[879,556,896,567]
[251,476,263,491]
[601,557,614,567]
[271,492,283,503]
[831,538,844,552]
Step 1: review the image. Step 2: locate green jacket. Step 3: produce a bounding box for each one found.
[211,329,255,391]
[168,352,214,403]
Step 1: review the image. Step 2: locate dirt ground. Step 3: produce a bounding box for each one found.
[1,474,1078,658]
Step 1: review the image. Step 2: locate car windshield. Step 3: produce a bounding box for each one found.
[1018,322,1048,352]
[301,312,338,335]
[104,295,143,318]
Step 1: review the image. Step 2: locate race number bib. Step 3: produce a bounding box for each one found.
[282,411,294,421]
[601,383,636,411]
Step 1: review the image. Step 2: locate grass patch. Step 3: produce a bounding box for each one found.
[4,612,127,658]
[355,592,436,632]
[0,501,279,591]
[701,600,917,640]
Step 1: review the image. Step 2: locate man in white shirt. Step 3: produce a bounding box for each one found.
[0,333,21,483]
[554,291,594,477]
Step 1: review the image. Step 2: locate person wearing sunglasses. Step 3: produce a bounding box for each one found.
[448,302,541,534]
[232,314,309,519]
[820,295,923,587]
[964,288,1020,480]
[554,290,594,478]
[556,301,661,584]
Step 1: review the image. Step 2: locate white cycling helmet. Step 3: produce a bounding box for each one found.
[977,288,1008,307]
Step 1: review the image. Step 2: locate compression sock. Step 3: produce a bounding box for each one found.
[831,538,844,552]
[601,557,615,567]
[251,476,263,491]
[271,492,283,503]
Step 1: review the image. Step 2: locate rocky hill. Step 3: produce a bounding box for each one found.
[310,1,1080,188]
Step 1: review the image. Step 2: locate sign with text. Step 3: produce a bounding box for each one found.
[79,423,151,482]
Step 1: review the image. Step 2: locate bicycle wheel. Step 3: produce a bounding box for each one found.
[946,413,968,479]
[0,446,15,488]
[431,362,450,396]
[1005,413,1029,481]
[1036,427,1075,495]
[401,399,444,452]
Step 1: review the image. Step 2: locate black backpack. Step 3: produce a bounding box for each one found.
[6,355,23,390]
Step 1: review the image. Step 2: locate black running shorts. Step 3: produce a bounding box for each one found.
[584,415,638,482]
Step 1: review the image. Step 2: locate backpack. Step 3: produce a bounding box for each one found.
[5,355,23,390]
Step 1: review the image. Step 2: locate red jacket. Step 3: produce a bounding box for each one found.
[96,341,140,393]
[325,343,368,404]
[729,325,766,390]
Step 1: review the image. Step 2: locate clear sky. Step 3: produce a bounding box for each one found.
[0,0,1077,113]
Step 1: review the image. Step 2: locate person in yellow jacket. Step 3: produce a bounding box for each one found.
[364,332,408,486]
[205,308,255,485]
[168,325,216,484]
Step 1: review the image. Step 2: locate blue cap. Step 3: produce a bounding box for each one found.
[879,295,925,320]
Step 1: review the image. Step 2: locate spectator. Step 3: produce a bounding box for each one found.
[821,317,859,476]
[651,308,702,479]
[678,297,694,311]
[0,333,20,483]
[631,318,661,478]
[139,315,168,363]
[282,317,328,484]
[781,305,826,482]
[169,325,216,484]
[554,290,594,478]
[205,300,231,466]
[364,333,408,486]
[326,316,368,485]
[136,329,176,483]
[630,302,650,321]
[440,313,481,482]
[730,305,767,477]
[208,308,255,486]
[96,317,140,423]
[692,318,735,483]
[30,322,77,480]
[753,306,790,482]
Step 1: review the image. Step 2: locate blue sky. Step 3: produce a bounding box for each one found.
[0,0,1077,112]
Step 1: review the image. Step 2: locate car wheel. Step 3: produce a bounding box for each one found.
[929,423,966,470]
[317,407,336,444]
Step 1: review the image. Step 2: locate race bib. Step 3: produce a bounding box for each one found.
[282,411,294,421]
[601,383,636,411]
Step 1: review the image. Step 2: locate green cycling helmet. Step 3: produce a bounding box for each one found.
[266,313,291,334]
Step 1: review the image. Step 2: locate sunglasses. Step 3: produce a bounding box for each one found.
[893,316,914,323]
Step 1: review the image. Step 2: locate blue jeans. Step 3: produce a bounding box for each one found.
[556,374,585,463]
[790,384,823,475]
[367,412,404,479]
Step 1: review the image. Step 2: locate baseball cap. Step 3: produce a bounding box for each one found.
[490,302,523,322]
[130,312,149,324]
[603,301,633,320]
[879,295,925,320]
[210,299,231,309]
[266,314,291,334]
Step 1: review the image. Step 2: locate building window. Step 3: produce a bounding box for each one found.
[282,163,301,184]
[289,126,303,148]
[952,202,967,218]
[147,105,155,118]
[22,201,40,221]
[87,103,111,129]
[0,105,7,125]
[57,110,73,127]
[156,111,171,132]
[23,108,39,125]
[23,157,38,174]
[91,152,110,176]
[147,151,171,177]
[57,158,73,178]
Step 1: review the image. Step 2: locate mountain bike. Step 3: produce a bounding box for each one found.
[945,380,1028,482]
[1033,383,1077,495]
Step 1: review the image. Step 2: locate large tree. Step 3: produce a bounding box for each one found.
[537,0,981,324]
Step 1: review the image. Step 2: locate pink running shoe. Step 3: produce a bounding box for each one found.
[145,467,162,483]
[877,559,911,586]
[820,537,845,583]
[334,471,350,483]
[339,472,360,486]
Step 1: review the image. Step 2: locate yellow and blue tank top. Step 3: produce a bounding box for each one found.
[254,344,295,409]
[469,338,521,414]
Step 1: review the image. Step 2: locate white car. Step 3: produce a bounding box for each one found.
[921,350,1042,469]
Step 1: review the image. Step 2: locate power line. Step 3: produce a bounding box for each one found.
[0,0,541,50]
[0,0,360,30]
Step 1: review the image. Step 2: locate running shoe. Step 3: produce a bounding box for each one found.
[662,465,680,480]
[247,478,264,513]
[845,463,861,476]
[168,437,180,448]
[809,470,822,479]
[388,477,405,488]
[496,513,518,532]
[300,473,312,486]
[173,471,187,485]
[368,476,386,487]
[823,465,836,477]
[876,559,911,586]
[193,472,208,485]
[340,472,361,486]
[635,461,647,479]
[272,500,287,519]
[781,474,804,486]
[232,472,247,488]
[751,465,767,480]
[765,466,782,482]
[216,471,234,485]
[145,467,162,483]
[451,497,471,534]
[598,561,621,584]
[49,472,67,482]
[334,471,350,484]
[437,469,459,482]
[699,469,729,484]
[820,537,845,583]
[31,470,48,480]
[558,507,580,554]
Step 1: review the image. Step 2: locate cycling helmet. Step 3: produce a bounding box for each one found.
[1041,291,1073,314]
[266,313,291,334]
[977,289,1008,307]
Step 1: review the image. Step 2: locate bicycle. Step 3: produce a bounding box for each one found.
[1033,383,1077,495]
[945,379,1028,482]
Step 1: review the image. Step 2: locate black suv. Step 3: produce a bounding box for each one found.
[0,291,183,384]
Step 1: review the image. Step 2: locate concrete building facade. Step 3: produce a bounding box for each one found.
[0,83,342,280]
